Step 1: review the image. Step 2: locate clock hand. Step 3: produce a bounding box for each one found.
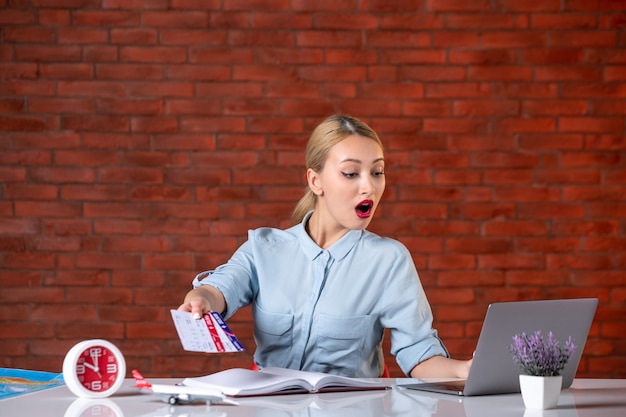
[83,362,98,371]
[83,361,102,377]
[90,351,101,372]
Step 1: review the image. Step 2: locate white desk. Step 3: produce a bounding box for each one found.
[2,378,625,417]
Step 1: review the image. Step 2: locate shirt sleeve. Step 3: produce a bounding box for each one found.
[379,241,449,375]
[192,235,258,320]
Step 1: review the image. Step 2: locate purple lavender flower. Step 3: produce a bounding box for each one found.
[509,330,576,376]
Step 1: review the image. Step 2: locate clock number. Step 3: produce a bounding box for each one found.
[76,364,86,374]
[106,363,117,374]
[90,405,104,416]
[91,381,102,391]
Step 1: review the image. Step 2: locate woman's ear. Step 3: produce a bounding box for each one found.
[307,168,323,196]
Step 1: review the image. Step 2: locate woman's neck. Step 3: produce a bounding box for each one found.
[306,210,349,249]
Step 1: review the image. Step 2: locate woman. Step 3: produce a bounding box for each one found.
[178,115,472,378]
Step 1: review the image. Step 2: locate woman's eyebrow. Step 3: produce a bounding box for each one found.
[340,157,385,164]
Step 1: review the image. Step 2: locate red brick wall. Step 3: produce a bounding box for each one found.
[1,1,625,379]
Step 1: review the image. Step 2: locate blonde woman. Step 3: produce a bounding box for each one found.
[179,115,472,379]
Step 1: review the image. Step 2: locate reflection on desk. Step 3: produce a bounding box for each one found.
[1,378,625,417]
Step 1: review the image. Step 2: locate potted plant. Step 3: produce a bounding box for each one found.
[509,330,576,409]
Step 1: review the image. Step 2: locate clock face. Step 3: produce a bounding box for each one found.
[75,344,121,392]
[63,339,126,398]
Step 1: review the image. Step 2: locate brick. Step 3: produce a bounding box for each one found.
[283,99,337,116]
[560,117,624,133]
[171,0,221,9]
[297,30,362,48]
[94,99,161,116]
[131,116,178,133]
[446,14,517,29]
[4,27,56,43]
[0,168,26,183]
[1,322,56,339]
[161,29,226,46]
[120,46,188,63]
[482,32,547,48]
[83,45,119,62]
[0,63,38,79]
[594,101,626,115]
[110,28,158,44]
[520,48,584,64]
[562,152,623,167]
[438,270,505,287]
[59,321,126,339]
[551,31,618,48]
[0,9,37,25]
[72,10,141,26]
[130,186,193,201]
[15,45,82,62]
[495,0,561,12]
[252,12,313,29]
[165,65,230,82]
[170,237,235,255]
[535,65,602,81]
[8,132,80,150]
[428,254,476,270]
[42,220,91,237]
[563,82,626,98]
[58,28,109,44]
[143,11,209,27]
[399,66,465,81]
[425,82,491,98]
[548,253,614,270]
[467,65,533,81]
[450,49,516,65]
[531,13,598,29]
[5,184,59,200]
[84,202,152,219]
[96,63,164,80]
[31,305,98,321]
[189,47,254,64]
[0,116,48,131]
[15,200,82,217]
[38,9,71,25]
[423,118,488,134]
[427,0,491,12]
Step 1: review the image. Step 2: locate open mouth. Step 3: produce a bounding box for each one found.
[355,200,373,218]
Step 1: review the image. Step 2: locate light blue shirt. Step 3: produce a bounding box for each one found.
[193,211,449,377]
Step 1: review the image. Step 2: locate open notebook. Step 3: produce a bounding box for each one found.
[399,298,597,396]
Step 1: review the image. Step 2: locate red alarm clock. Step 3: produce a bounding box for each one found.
[62,339,126,398]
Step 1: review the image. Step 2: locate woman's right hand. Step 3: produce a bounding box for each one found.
[177,285,226,319]
[177,287,213,319]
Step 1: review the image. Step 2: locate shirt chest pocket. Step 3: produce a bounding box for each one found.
[314,314,376,375]
[253,305,294,368]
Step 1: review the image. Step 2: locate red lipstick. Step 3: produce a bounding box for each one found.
[355,199,373,218]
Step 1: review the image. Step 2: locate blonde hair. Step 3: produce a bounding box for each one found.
[291,115,384,224]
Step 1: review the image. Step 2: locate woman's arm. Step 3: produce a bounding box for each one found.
[409,355,473,379]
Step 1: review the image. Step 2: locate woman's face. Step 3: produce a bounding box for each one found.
[309,134,385,231]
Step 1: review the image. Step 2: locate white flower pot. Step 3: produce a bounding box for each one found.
[519,374,562,409]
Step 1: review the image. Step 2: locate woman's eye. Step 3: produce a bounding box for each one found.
[373,171,385,177]
[342,172,358,179]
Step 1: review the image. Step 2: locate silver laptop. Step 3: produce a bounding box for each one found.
[400,298,598,396]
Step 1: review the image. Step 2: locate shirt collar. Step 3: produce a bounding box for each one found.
[294,210,363,261]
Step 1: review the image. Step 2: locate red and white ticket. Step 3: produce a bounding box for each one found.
[170,310,244,353]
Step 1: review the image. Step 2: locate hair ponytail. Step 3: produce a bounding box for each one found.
[291,188,316,225]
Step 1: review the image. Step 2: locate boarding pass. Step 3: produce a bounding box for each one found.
[170,310,245,353]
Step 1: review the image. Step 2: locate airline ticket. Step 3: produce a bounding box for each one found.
[170,310,245,353]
